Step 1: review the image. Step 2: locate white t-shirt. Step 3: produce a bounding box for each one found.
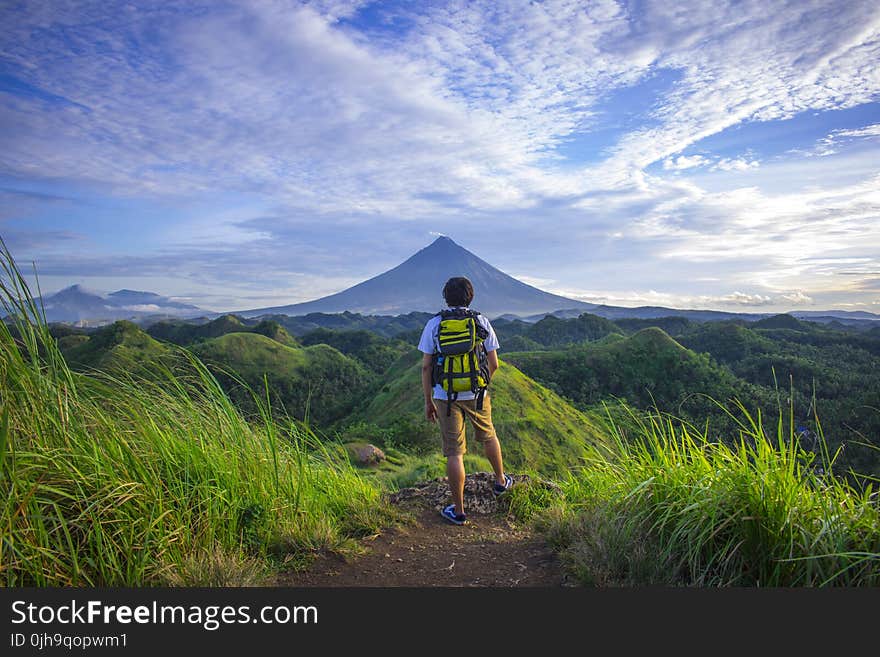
[417,307,500,400]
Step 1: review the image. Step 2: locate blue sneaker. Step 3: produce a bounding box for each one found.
[440,504,467,525]
[493,474,513,496]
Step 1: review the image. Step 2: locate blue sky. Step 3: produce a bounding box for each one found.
[1,0,878,313]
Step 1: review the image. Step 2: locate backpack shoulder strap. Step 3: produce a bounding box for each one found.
[468,309,488,340]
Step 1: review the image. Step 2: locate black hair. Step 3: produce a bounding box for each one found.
[443,277,474,307]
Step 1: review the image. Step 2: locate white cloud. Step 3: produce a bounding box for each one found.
[713,158,760,172]
[779,291,814,305]
[811,122,880,156]
[1,1,879,311]
[4,1,876,210]
[604,1,880,171]
[663,155,709,171]
[119,304,161,312]
[720,291,773,306]
[540,287,809,310]
[662,154,760,172]
[833,123,880,139]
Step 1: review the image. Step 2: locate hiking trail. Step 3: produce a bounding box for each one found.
[276,473,570,587]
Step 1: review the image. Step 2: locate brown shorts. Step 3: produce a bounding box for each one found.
[436,394,497,457]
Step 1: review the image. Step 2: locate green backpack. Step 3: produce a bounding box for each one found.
[431,308,491,415]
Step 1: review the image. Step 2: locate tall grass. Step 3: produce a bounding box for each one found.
[0,241,386,586]
[527,403,880,587]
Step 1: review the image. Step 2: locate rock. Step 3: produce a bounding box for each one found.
[387,472,559,515]
[344,442,386,466]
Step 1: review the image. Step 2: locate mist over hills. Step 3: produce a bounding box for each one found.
[35,284,202,324]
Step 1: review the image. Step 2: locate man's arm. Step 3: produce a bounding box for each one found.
[421,353,438,422]
[480,316,500,379]
[486,348,499,378]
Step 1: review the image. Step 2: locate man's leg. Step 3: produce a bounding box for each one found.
[482,436,506,486]
[446,454,466,516]
[465,396,506,486]
[437,401,467,516]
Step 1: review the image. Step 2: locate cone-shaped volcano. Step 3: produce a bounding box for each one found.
[240,236,593,318]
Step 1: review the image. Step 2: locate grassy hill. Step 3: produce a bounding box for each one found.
[343,349,607,476]
[61,320,175,373]
[59,320,371,428]
[256,311,434,339]
[504,327,776,440]
[299,328,411,374]
[147,314,298,347]
[752,313,808,330]
[147,313,248,343]
[492,312,621,350]
[612,316,694,337]
[189,332,371,426]
[678,319,880,475]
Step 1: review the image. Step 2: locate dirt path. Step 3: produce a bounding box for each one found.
[277,473,569,587]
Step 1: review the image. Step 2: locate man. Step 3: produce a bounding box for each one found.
[418,276,512,525]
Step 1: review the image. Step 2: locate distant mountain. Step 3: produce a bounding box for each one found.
[517,308,588,322]
[580,304,767,323]
[514,306,879,327]
[788,310,880,328]
[792,310,880,321]
[37,284,202,324]
[40,285,112,323]
[238,236,596,318]
[106,289,200,312]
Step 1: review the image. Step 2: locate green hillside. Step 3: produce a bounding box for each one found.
[147,313,247,343]
[678,320,880,475]
[504,327,775,439]
[249,319,299,347]
[189,332,371,426]
[492,312,621,350]
[299,328,410,374]
[62,320,175,373]
[260,310,434,339]
[56,333,90,351]
[753,313,810,330]
[147,314,298,347]
[344,350,606,476]
[677,321,776,362]
[612,316,694,337]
